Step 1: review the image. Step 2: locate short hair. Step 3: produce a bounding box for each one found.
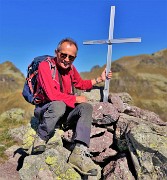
[57,38,78,52]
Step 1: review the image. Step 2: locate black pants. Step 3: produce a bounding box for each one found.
[34,101,93,147]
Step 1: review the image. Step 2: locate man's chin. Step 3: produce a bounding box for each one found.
[59,63,70,69]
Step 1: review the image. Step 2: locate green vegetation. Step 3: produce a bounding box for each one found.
[0,116,29,162]
[0,129,14,161]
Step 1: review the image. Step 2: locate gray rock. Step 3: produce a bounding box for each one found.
[9,125,28,143]
[81,87,103,103]
[124,105,166,126]
[126,122,167,180]
[103,154,135,180]
[92,102,119,124]
[111,92,133,104]
[89,130,113,153]
[109,93,126,112]
[19,147,81,180]
[19,154,48,180]
[92,148,117,163]
[90,126,106,137]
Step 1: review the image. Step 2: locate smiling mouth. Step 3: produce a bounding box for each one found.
[62,60,71,66]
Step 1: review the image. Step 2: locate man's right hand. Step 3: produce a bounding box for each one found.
[76,96,87,103]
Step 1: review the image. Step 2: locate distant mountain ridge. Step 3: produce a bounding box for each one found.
[0,61,25,94]
[81,48,167,122]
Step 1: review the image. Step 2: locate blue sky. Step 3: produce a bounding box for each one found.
[0,0,166,76]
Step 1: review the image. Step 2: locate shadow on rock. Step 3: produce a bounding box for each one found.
[13,148,29,171]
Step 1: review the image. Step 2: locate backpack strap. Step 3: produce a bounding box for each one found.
[45,57,56,78]
[57,70,63,93]
[52,66,56,80]
[45,57,64,93]
[27,73,36,94]
[69,65,75,95]
[70,75,75,95]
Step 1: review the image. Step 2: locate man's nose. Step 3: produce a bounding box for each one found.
[64,55,70,61]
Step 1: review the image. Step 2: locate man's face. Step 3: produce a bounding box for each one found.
[56,42,77,69]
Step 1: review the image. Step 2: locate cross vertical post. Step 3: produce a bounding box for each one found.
[83,6,141,102]
[104,6,115,102]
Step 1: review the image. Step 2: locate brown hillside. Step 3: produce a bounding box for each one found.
[0,61,34,116]
[81,49,167,122]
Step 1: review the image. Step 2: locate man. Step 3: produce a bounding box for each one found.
[33,38,112,176]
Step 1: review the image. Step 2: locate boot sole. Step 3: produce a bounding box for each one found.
[68,162,98,176]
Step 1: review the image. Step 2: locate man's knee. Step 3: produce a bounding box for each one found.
[79,102,93,113]
[48,101,66,117]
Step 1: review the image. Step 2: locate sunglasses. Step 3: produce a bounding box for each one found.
[58,51,76,62]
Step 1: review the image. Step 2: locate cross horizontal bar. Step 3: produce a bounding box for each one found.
[83,40,107,44]
[110,38,141,44]
[83,37,141,45]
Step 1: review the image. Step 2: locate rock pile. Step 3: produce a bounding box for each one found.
[4,89,167,179]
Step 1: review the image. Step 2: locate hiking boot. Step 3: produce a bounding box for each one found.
[68,144,98,176]
[32,135,46,154]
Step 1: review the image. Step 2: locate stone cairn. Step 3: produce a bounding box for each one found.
[3,88,167,180]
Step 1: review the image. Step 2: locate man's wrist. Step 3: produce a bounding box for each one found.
[95,77,103,84]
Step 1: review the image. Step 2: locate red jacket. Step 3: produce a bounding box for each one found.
[37,58,92,108]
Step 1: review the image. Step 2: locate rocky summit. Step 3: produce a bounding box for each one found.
[1,89,167,180]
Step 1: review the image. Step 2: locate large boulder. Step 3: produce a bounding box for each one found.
[19,147,81,180]
[126,122,167,179]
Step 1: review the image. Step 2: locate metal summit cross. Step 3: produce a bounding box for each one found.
[83,6,141,102]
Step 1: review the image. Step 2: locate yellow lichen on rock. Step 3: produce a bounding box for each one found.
[22,127,36,150]
[45,156,57,165]
[47,129,64,147]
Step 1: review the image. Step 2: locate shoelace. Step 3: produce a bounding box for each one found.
[79,145,95,166]
[80,144,93,157]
